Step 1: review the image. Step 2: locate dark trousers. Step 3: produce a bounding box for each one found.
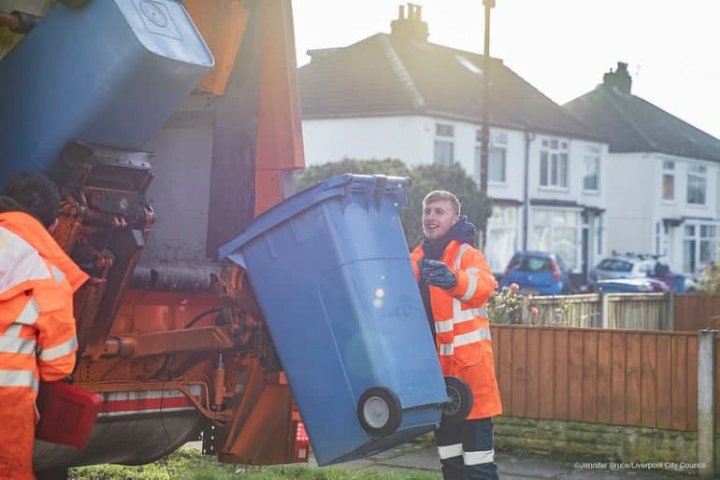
[435,417,498,480]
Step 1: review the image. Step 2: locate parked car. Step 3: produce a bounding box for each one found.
[596,277,670,293]
[589,252,694,293]
[500,251,570,295]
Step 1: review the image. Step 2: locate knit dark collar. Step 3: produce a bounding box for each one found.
[421,215,477,260]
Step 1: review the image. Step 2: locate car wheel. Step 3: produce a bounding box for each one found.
[442,376,473,424]
[357,387,402,437]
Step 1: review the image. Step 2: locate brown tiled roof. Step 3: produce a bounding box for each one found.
[565,86,720,162]
[299,33,602,141]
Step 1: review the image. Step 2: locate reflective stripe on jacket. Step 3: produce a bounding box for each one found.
[0,212,88,479]
[0,212,87,384]
[410,240,502,419]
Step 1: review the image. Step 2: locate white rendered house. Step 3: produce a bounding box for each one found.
[566,63,720,274]
[299,4,609,280]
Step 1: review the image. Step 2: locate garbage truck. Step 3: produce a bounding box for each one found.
[0,0,449,477]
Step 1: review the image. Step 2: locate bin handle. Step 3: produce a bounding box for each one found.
[372,176,388,208]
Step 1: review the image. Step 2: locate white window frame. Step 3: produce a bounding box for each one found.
[682,222,717,273]
[486,205,518,272]
[539,138,569,190]
[583,145,600,193]
[434,123,455,166]
[662,160,675,202]
[474,130,508,185]
[687,164,707,206]
[530,208,579,270]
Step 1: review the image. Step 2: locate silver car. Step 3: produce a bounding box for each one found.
[589,253,696,293]
[589,254,659,282]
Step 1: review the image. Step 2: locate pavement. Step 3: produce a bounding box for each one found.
[309,442,695,479]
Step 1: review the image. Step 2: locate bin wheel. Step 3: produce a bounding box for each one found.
[60,0,92,8]
[442,376,473,424]
[357,386,402,437]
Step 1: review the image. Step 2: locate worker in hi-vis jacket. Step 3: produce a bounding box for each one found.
[410,190,502,480]
[0,173,88,479]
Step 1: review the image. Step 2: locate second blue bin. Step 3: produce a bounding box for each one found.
[220,174,447,465]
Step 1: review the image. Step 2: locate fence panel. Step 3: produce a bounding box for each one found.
[607,293,669,330]
[518,293,673,331]
[492,325,698,431]
[526,294,599,327]
[675,294,720,331]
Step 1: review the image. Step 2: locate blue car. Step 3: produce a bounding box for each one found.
[500,251,570,295]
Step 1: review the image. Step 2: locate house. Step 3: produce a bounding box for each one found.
[299,4,608,280]
[565,62,720,274]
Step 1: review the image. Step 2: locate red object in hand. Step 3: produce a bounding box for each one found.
[35,382,102,449]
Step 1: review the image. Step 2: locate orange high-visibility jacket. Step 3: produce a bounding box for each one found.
[410,240,502,420]
[0,211,88,479]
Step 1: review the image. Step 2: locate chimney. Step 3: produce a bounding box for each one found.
[603,61,632,94]
[390,3,429,43]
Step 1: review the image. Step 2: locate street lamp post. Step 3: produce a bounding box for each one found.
[479,0,494,250]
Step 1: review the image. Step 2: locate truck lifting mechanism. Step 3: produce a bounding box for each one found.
[1,0,306,474]
[0,0,457,475]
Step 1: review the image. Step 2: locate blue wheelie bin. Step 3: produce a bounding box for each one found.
[0,0,213,186]
[219,174,447,465]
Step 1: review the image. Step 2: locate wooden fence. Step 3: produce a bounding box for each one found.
[675,294,720,331]
[529,294,598,327]
[491,325,705,431]
[520,293,720,332]
[607,293,671,330]
[523,293,670,330]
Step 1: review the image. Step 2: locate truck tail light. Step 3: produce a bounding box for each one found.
[294,421,310,463]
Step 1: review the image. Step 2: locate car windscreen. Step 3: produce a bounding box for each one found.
[597,259,633,272]
[515,256,551,272]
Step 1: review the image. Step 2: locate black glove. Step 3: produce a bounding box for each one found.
[420,259,457,289]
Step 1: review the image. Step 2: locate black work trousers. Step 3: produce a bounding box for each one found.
[435,417,498,480]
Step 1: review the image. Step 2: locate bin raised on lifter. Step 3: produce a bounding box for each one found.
[0,0,213,186]
[219,174,447,465]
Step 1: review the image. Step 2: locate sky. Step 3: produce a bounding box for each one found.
[292,0,720,139]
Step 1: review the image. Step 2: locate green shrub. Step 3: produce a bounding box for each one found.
[488,284,538,324]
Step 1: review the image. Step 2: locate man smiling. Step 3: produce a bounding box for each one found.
[409,190,502,480]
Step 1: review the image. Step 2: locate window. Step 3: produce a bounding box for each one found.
[486,206,517,272]
[583,145,600,191]
[434,123,454,165]
[531,209,578,270]
[455,55,482,75]
[662,160,674,201]
[687,164,707,205]
[596,216,603,256]
[436,124,454,137]
[539,139,569,188]
[434,141,454,165]
[682,222,717,273]
[597,259,633,272]
[474,130,508,185]
[474,146,506,183]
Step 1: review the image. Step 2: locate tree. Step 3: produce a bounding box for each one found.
[295,158,492,248]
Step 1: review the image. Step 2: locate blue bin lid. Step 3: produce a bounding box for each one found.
[114,0,214,67]
[218,174,410,263]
